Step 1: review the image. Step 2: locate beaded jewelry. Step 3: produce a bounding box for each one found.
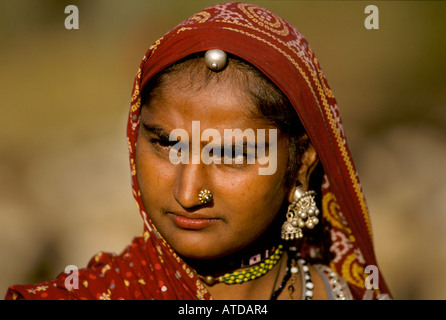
[200,245,284,286]
[270,246,314,300]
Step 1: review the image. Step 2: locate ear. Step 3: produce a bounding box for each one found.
[287,141,319,203]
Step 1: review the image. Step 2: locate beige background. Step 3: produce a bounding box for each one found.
[1,1,445,299]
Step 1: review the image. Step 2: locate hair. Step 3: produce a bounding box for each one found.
[141,53,311,187]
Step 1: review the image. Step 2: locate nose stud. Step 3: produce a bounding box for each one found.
[204,49,227,71]
[198,189,213,204]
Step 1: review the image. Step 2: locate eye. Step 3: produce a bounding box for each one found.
[220,145,249,165]
[231,152,246,164]
[140,123,178,154]
[150,138,176,152]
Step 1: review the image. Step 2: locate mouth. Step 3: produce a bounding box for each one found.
[168,212,219,230]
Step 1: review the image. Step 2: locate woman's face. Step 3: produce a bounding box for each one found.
[135,74,292,260]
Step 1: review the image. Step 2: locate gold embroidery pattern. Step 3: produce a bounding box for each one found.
[238,3,289,36]
[131,68,141,103]
[324,191,367,290]
[195,280,208,300]
[322,192,344,231]
[339,253,366,289]
[322,192,354,241]
[189,11,211,24]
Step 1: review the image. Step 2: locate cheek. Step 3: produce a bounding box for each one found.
[216,164,289,230]
[218,176,286,249]
[135,139,174,207]
[212,137,289,228]
[227,144,289,207]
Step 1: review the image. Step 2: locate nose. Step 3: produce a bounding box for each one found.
[172,163,212,209]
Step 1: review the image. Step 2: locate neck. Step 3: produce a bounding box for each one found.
[183,238,280,278]
[182,220,283,278]
[202,250,289,300]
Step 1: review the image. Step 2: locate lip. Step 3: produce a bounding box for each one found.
[169,212,219,230]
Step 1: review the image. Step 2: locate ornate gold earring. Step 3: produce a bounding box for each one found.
[198,189,213,204]
[281,185,320,241]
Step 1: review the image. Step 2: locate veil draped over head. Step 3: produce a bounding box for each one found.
[6,2,390,300]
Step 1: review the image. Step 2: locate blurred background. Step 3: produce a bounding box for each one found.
[0,0,445,300]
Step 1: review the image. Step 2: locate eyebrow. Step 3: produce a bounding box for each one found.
[142,124,171,141]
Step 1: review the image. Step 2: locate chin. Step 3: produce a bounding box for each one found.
[168,235,234,261]
[176,247,225,261]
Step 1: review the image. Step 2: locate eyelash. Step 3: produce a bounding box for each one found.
[213,149,249,164]
[150,139,249,164]
[150,138,175,151]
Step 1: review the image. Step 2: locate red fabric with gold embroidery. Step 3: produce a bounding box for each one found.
[5,2,390,300]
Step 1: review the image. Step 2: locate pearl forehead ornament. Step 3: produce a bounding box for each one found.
[204,49,227,71]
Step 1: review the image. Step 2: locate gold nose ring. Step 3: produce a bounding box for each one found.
[198,189,213,204]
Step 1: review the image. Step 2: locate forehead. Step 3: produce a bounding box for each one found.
[142,60,277,130]
[142,78,273,132]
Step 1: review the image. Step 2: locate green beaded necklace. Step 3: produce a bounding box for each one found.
[199,245,284,286]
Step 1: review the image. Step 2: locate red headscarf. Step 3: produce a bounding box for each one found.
[6,2,390,300]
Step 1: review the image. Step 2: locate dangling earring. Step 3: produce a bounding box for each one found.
[281,184,320,241]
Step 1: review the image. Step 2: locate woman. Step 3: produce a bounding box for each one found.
[5,2,391,300]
